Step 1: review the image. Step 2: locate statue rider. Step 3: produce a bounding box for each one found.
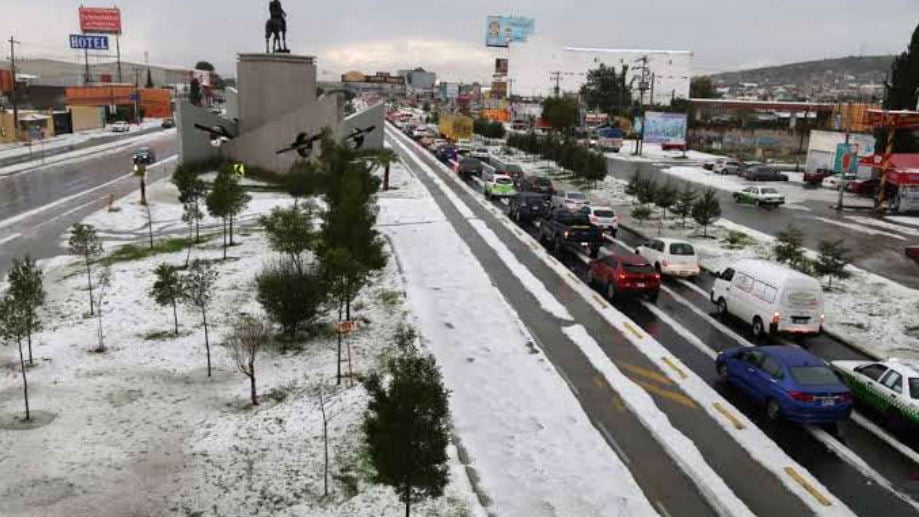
[269,0,286,23]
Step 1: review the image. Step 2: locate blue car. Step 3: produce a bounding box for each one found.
[436,145,458,164]
[715,346,852,424]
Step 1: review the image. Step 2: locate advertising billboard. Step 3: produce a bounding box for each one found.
[495,58,509,75]
[834,143,860,174]
[69,34,110,50]
[642,112,687,145]
[491,81,508,99]
[485,16,535,48]
[79,7,122,34]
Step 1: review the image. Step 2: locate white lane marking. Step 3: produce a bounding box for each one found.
[33,195,110,230]
[598,423,632,466]
[0,233,22,246]
[677,278,710,298]
[640,300,718,360]
[813,216,907,241]
[661,285,753,349]
[0,155,177,232]
[807,425,919,511]
[850,411,919,467]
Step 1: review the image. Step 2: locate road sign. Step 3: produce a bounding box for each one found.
[129,93,139,102]
[79,7,122,34]
[69,34,110,50]
[233,163,246,178]
[336,321,358,334]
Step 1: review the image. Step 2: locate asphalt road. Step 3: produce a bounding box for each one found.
[390,126,919,516]
[605,157,919,290]
[0,125,168,169]
[0,132,178,272]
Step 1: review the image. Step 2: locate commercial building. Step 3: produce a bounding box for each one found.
[0,58,194,89]
[397,68,436,93]
[340,71,406,95]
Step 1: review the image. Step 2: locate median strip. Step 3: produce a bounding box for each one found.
[621,321,644,340]
[784,467,832,507]
[713,402,746,430]
[662,357,689,380]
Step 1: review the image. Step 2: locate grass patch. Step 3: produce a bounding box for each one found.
[378,289,402,307]
[142,330,177,341]
[722,230,753,249]
[103,235,212,265]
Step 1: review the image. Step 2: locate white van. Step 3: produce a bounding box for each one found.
[711,259,824,338]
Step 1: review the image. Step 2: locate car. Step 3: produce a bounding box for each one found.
[717,346,853,424]
[703,159,718,171]
[714,159,742,175]
[471,147,491,160]
[485,157,526,182]
[635,238,700,278]
[161,118,176,129]
[711,259,824,338]
[436,145,458,164]
[550,190,589,210]
[803,168,833,186]
[457,157,484,180]
[845,178,886,196]
[517,175,554,197]
[821,173,857,190]
[482,172,517,199]
[584,205,618,236]
[740,165,789,181]
[661,141,686,151]
[508,192,550,223]
[111,121,130,133]
[538,207,603,258]
[133,147,156,165]
[831,358,919,428]
[587,251,660,302]
[907,245,919,263]
[733,186,786,208]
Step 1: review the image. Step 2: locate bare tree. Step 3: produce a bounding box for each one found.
[93,266,112,353]
[68,223,104,316]
[0,296,30,420]
[183,259,218,376]
[223,315,270,405]
[313,384,339,498]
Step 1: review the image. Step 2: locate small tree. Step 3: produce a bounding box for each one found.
[223,315,270,405]
[68,223,103,316]
[636,178,658,207]
[654,182,678,222]
[691,189,722,237]
[672,184,697,229]
[173,167,208,242]
[134,162,148,206]
[189,78,202,106]
[0,296,30,420]
[207,171,251,259]
[774,225,806,269]
[256,260,327,336]
[631,204,652,225]
[151,263,183,335]
[92,266,112,353]
[259,203,317,275]
[7,256,45,366]
[369,148,399,192]
[815,240,851,289]
[182,201,202,266]
[183,259,218,377]
[363,344,451,517]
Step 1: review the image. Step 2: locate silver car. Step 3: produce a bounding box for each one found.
[550,190,589,210]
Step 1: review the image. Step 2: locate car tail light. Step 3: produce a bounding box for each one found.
[653,272,661,280]
[772,312,781,324]
[563,230,569,239]
[789,391,815,402]
[618,272,627,280]
[662,259,669,267]
[839,393,853,403]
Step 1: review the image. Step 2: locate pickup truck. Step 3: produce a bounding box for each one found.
[538,207,603,258]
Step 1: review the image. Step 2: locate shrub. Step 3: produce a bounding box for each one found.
[256,260,327,336]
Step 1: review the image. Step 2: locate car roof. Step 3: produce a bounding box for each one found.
[590,205,613,211]
[606,250,649,264]
[653,238,690,245]
[728,259,818,285]
[887,359,919,377]
[755,345,826,366]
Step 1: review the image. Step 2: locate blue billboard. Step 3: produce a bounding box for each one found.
[485,16,535,48]
[69,34,110,50]
[642,111,688,145]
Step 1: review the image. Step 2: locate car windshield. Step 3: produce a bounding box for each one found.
[727,161,740,166]
[623,263,655,274]
[911,379,919,399]
[535,178,551,186]
[568,192,586,200]
[669,243,694,255]
[557,211,590,225]
[762,188,779,194]
[496,177,513,185]
[789,366,839,386]
[593,209,615,217]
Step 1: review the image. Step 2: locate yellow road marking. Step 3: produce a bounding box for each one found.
[661,357,688,380]
[567,272,579,283]
[611,396,626,413]
[713,402,746,430]
[592,294,608,309]
[784,467,832,506]
[633,380,698,409]
[622,321,644,340]
[593,375,605,389]
[621,363,674,386]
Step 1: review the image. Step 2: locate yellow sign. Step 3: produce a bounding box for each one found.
[233,162,246,178]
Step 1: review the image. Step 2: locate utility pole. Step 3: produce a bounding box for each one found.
[133,68,140,123]
[836,101,852,212]
[633,56,651,155]
[550,71,562,97]
[8,36,20,140]
[116,36,123,83]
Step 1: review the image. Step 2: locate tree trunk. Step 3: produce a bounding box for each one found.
[203,309,211,377]
[336,330,342,385]
[194,198,201,242]
[249,371,258,405]
[26,326,33,366]
[404,486,411,517]
[85,259,95,316]
[384,163,391,191]
[139,177,147,206]
[172,299,179,335]
[96,312,105,352]
[147,205,155,250]
[17,337,30,421]
[222,217,228,260]
[185,228,193,267]
[229,214,234,246]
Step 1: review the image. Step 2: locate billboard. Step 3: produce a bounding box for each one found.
[495,58,509,75]
[642,112,687,145]
[79,7,122,34]
[834,143,860,174]
[69,34,110,50]
[491,81,508,99]
[485,16,535,48]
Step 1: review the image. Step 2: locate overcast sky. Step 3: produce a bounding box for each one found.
[2,0,916,81]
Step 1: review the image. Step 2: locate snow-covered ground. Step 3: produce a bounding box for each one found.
[611,141,720,164]
[0,119,164,160]
[0,178,482,516]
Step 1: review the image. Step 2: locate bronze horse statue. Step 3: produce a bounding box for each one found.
[265,0,289,53]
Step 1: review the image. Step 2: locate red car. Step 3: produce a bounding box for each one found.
[845,178,880,195]
[586,252,661,302]
[661,141,686,151]
[907,246,919,263]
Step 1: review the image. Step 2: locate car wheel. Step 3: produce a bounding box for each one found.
[586,269,595,286]
[654,262,661,273]
[606,282,616,301]
[733,194,740,202]
[717,298,728,319]
[716,362,728,383]
[752,316,766,341]
[765,399,782,422]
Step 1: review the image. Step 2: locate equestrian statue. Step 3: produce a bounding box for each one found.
[265,0,289,53]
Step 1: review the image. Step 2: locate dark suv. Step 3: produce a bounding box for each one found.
[133,147,156,165]
[457,157,484,180]
[517,175,554,197]
[508,192,549,223]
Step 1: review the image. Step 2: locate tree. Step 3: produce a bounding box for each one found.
[541,96,579,133]
[259,204,317,275]
[580,63,632,117]
[363,342,450,517]
[815,240,851,289]
[285,159,323,203]
[690,76,720,99]
[189,78,202,106]
[223,315,270,406]
[636,177,658,207]
[774,225,806,270]
[182,201,203,266]
[691,189,722,237]
[368,148,399,192]
[7,256,45,366]
[145,68,154,88]
[631,204,651,225]
[256,260,327,336]
[654,182,679,221]
[206,170,251,259]
[0,296,30,420]
[68,223,103,316]
[173,166,208,243]
[194,61,215,72]
[183,259,218,377]
[92,266,112,353]
[672,184,697,229]
[582,151,607,187]
[151,263,183,335]
[883,23,919,111]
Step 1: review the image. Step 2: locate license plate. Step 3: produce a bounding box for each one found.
[636,283,646,288]
[821,399,835,407]
[792,317,809,324]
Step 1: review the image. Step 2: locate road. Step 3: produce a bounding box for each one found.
[0,133,178,272]
[389,125,919,516]
[0,125,168,169]
[605,156,919,290]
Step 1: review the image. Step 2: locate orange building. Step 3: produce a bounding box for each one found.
[65,85,173,119]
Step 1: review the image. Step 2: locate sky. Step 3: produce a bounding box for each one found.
[1,0,917,82]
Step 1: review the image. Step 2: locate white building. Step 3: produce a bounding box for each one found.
[507,35,692,105]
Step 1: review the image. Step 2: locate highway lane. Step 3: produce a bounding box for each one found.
[0,125,168,169]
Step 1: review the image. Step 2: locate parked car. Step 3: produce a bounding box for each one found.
[538,207,603,258]
[845,178,892,196]
[907,245,919,263]
[635,238,700,278]
[741,165,789,181]
[584,205,618,236]
[133,147,156,165]
[508,192,550,223]
[161,118,176,129]
[717,346,853,424]
[661,141,686,151]
[111,121,130,133]
[803,168,833,186]
[484,156,526,182]
[821,173,857,190]
[517,175,554,197]
[714,159,742,175]
[436,145,458,164]
[482,171,517,199]
[711,259,824,339]
[471,147,491,160]
[550,190,589,210]
[733,186,786,208]
[457,157,484,180]
[832,358,919,428]
[587,251,660,302]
